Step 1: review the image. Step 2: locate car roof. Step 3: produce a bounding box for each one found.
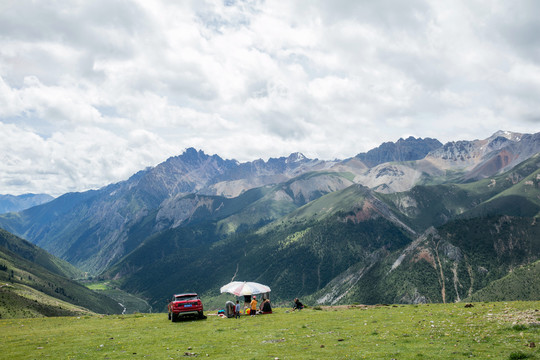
[174,293,198,297]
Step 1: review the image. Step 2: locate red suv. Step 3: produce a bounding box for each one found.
[168,293,205,321]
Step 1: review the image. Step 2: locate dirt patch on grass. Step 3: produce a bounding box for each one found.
[487,307,540,325]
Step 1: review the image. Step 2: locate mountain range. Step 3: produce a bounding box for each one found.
[0,130,539,312]
[0,194,54,215]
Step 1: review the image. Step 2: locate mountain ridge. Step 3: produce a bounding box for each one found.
[0,194,54,215]
[1,130,539,274]
[1,130,539,311]
[355,136,442,167]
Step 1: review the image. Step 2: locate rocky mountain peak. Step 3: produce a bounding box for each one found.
[286,152,307,163]
[178,147,212,165]
[489,130,523,142]
[355,136,443,167]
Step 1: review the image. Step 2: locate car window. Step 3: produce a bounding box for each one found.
[175,295,198,301]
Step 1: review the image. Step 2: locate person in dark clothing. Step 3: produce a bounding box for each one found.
[292,298,304,311]
[261,299,272,314]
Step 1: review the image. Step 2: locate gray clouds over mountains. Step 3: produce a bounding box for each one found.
[1,0,540,196]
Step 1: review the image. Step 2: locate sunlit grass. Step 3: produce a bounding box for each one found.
[84,281,112,291]
[1,301,539,359]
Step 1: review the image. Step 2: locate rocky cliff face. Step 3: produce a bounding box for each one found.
[424,131,540,177]
[358,131,540,192]
[355,136,443,167]
[135,148,336,199]
[201,152,336,197]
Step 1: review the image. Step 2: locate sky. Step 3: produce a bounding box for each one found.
[1,0,540,196]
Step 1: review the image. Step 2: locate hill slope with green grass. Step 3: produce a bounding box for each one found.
[0,282,95,319]
[319,215,540,305]
[467,260,540,302]
[0,228,81,279]
[0,230,123,318]
[380,153,540,232]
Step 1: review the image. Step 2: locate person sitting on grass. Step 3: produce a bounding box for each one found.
[292,298,304,311]
[243,295,251,314]
[261,298,272,314]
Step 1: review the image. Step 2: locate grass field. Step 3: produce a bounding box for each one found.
[1,301,539,359]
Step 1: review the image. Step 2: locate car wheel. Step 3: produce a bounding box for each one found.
[171,313,177,322]
[168,312,171,320]
[198,311,204,319]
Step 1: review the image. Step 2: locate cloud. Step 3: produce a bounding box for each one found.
[1,0,540,195]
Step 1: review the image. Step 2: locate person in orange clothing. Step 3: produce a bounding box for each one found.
[250,295,258,316]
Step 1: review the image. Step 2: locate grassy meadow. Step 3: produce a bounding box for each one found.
[1,301,539,359]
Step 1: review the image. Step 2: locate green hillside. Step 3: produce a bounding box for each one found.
[272,184,373,224]
[381,154,540,231]
[436,215,540,293]
[216,171,354,234]
[462,165,540,219]
[467,260,540,302]
[0,230,123,318]
[0,228,81,279]
[309,215,540,306]
[105,199,413,310]
[0,282,94,319]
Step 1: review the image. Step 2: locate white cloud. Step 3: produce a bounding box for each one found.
[1,0,540,195]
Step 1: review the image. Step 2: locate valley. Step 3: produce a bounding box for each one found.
[0,130,539,316]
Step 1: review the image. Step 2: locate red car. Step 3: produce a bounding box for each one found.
[168,293,205,321]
